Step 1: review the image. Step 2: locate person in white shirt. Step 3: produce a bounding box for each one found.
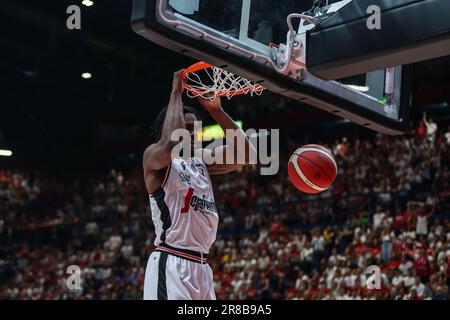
[328,248,338,265]
[391,269,404,287]
[416,207,432,238]
[373,206,386,230]
[335,287,351,300]
[444,125,450,145]
[121,239,134,261]
[411,277,426,297]
[423,113,437,144]
[399,256,414,275]
[403,268,416,287]
[344,269,357,288]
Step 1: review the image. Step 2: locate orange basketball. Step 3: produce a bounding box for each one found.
[288,144,337,194]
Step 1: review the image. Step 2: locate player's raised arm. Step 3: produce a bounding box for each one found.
[422,112,429,126]
[143,70,185,192]
[198,97,257,175]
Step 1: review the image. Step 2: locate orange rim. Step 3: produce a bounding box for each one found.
[182,61,213,81]
[182,61,264,97]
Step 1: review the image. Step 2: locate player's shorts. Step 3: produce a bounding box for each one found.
[143,243,216,300]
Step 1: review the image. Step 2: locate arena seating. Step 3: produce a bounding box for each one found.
[0,127,449,300]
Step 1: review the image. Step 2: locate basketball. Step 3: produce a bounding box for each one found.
[288,144,337,194]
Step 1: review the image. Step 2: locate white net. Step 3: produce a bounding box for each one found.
[184,65,264,101]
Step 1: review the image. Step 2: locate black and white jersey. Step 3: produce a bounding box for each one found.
[149,157,219,254]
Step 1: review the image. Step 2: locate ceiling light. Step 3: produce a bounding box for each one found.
[0,149,12,157]
[82,0,94,7]
[81,72,92,79]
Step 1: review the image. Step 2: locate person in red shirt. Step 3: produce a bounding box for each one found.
[415,248,431,284]
[417,121,427,139]
[286,286,300,300]
[385,255,402,270]
[394,209,406,232]
[408,288,423,300]
[270,219,286,237]
[403,205,414,231]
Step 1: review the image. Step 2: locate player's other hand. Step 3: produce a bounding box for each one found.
[171,69,185,95]
[198,96,222,114]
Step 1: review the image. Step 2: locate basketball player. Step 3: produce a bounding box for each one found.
[143,70,255,300]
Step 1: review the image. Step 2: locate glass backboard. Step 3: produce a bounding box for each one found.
[132,0,412,135]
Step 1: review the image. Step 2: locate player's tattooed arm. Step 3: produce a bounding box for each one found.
[143,70,185,192]
[198,97,257,175]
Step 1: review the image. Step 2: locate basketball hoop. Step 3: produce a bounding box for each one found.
[182,62,265,101]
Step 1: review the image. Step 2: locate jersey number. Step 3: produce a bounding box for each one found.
[180,188,194,213]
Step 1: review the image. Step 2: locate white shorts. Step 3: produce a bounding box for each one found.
[144,251,216,300]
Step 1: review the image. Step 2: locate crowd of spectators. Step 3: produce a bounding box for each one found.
[0,124,449,300]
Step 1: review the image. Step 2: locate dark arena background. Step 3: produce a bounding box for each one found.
[1,0,450,302]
